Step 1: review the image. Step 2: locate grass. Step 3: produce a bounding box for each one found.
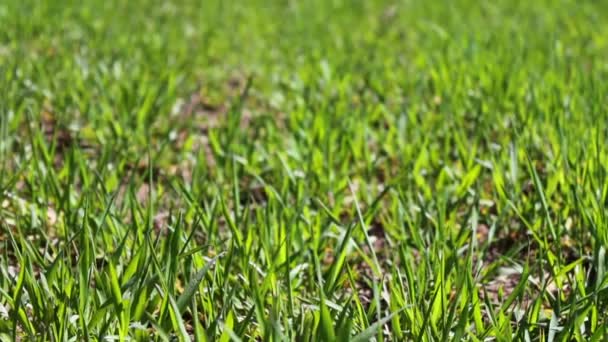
[2,0,608,340]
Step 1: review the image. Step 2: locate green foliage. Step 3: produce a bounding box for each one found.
[1,0,608,340]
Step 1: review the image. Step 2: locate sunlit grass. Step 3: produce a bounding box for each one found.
[1,0,608,340]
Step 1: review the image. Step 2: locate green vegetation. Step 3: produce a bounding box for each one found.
[2,0,608,340]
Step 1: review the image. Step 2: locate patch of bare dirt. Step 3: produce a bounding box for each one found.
[474,220,577,314]
[171,75,255,172]
[40,104,97,168]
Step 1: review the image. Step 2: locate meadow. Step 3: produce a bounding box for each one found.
[1,0,608,340]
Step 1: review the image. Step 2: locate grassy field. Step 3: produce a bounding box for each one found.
[2,0,608,340]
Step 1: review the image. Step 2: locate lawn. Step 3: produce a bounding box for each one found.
[2,0,608,340]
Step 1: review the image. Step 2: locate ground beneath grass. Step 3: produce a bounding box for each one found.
[2,0,608,340]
